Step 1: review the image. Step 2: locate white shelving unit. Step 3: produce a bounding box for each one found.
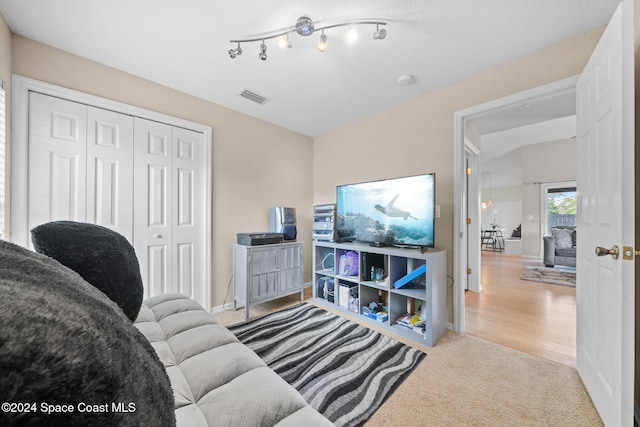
[312,240,447,346]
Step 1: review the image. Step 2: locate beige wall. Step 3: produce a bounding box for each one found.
[9,35,314,309]
[520,138,577,258]
[314,28,602,322]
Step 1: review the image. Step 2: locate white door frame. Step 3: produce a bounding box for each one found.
[452,75,579,332]
[11,75,213,310]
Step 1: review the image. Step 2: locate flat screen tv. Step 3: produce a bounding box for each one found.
[336,173,435,248]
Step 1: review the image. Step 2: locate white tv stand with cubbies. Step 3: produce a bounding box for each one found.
[312,241,447,346]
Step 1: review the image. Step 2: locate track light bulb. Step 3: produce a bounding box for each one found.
[259,41,267,61]
[373,24,387,40]
[279,33,292,49]
[317,32,327,52]
[347,26,358,43]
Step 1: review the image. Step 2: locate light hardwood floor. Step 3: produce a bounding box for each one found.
[464,252,577,368]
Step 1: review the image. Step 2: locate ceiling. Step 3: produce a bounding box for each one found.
[0,0,620,137]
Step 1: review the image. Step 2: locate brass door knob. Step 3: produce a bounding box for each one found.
[595,245,619,259]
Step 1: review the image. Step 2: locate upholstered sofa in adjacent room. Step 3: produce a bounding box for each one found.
[0,221,331,426]
[543,226,577,268]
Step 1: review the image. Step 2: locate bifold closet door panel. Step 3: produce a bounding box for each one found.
[133,118,205,301]
[28,92,88,237]
[86,107,134,242]
[134,118,173,298]
[172,127,205,303]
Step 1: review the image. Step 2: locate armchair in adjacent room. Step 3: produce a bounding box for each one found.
[543,226,576,268]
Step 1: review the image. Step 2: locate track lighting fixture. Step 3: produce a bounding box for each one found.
[228,15,387,61]
[317,31,327,52]
[373,23,387,40]
[258,40,267,61]
[228,42,242,59]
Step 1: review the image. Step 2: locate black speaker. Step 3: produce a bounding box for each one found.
[269,207,297,241]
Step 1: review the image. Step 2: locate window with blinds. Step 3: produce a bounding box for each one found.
[0,80,5,240]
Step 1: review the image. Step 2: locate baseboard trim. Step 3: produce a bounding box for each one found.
[210,282,312,314]
[211,303,236,314]
[446,322,454,331]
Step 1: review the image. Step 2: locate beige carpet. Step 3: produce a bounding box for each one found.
[213,291,602,427]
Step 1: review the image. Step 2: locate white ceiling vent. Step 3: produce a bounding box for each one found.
[239,89,269,105]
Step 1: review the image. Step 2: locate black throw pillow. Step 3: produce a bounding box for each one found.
[31,221,143,322]
[0,240,175,426]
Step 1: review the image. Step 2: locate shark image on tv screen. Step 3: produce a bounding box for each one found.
[336,173,435,248]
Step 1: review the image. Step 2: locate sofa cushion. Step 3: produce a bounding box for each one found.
[556,247,576,258]
[134,294,332,427]
[31,221,143,321]
[551,228,573,249]
[0,240,174,426]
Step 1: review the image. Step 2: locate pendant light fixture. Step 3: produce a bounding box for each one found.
[481,172,493,212]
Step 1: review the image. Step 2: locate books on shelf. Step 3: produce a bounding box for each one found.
[394,314,424,333]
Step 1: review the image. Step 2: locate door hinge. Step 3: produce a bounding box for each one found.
[466,217,471,225]
[466,167,472,175]
[467,268,472,275]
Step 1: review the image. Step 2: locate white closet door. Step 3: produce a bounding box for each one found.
[172,127,205,303]
[23,86,209,309]
[86,107,134,241]
[134,118,173,298]
[134,118,205,302]
[28,92,87,238]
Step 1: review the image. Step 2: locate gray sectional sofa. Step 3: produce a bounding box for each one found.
[0,221,331,426]
[543,226,577,268]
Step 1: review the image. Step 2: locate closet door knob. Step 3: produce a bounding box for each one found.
[154,234,162,238]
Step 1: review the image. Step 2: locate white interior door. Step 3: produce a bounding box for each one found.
[86,106,134,241]
[575,1,634,425]
[28,92,87,238]
[134,118,173,298]
[465,143,481,292]
[172,127,205,303]
[134,118,206,302]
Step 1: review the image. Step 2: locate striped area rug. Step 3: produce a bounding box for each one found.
[228,303,426,427]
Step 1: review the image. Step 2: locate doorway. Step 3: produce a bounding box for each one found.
[453,76,579,333]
